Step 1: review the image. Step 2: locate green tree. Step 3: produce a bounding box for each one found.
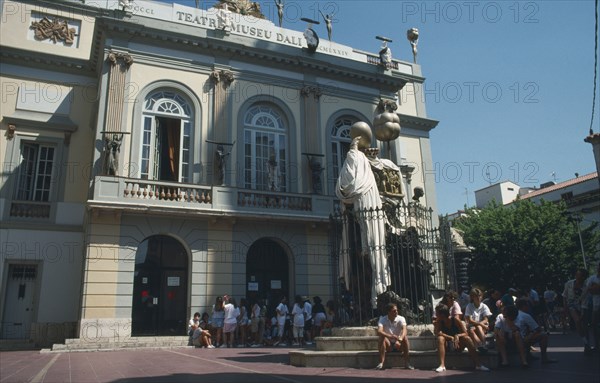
[453,199,599,292]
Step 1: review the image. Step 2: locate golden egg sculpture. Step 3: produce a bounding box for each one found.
[373,112,401,142]
[350,121,372,150]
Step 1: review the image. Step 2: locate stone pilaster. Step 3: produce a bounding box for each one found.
[105,52,133,133]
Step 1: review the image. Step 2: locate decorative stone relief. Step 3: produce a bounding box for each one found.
[30,16,77,45]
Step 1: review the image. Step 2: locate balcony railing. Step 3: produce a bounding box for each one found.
[10,201,51,218]
[92,176,334,219]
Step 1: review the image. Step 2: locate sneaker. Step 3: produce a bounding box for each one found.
[292,342,300,346]
[374,363,384,370]
[218,344,226,348]
[404,364,415,370]
[305,342,313,345]
[476,365,490,372]
[250,344,260,348]
[435,366,446,372]
[207,345,215,349]
[278,343,287,347]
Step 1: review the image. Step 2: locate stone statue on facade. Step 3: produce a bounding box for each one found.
[275,0,284,27]
[215,145,231,185]
[104,134,122,176]
[308,156,323,194]
[319,10,334,41]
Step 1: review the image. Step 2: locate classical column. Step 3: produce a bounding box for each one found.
[300,86,321,155]
[102,52,132,176]
[210,69,235,184]
[105,52,133,133]
[210,69,235,144]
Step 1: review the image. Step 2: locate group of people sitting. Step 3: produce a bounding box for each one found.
[188,294,337,348]
[374,286,562,372]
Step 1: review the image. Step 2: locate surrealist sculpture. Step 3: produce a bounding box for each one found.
[336,122,391,307]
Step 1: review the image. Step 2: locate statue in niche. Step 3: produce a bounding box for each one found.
[104,134,122,176]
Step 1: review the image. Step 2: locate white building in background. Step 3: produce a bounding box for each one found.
[0,0,440,347]
[474,180,521,209]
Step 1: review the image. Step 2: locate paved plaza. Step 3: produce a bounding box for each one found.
[1,330,598,383]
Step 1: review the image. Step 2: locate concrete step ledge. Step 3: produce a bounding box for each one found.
[316,336,436,351]
[50,336,190,352]
[289,349,499,370]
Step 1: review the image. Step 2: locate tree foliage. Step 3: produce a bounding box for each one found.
[453,199,599,292]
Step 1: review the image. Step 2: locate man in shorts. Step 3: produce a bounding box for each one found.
[374,303,413,370]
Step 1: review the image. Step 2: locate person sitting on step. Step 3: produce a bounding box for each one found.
[374,303,414,370]
[434,304,490,372]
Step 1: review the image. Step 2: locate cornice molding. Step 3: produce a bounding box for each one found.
[99,18,422,92]
[398,113,439,132]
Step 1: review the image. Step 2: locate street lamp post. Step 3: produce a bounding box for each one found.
[565,212,587,269]
[574,216,587,269]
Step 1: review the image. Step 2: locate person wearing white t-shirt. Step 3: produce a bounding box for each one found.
[274,296,288,346]
[515,298,557,364]
[223,296,239,348]
[291,295,305,346]
[464,288,492,353]
[374,303,413,370]
[494,305,528,367]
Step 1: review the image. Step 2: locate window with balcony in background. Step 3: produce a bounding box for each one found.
[243,104,287,192]
[140,91,192,183]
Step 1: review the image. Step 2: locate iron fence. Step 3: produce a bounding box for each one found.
[329,201,456,326]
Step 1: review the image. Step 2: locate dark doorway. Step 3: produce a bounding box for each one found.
[246,238,289,315]
[131,235,188,336]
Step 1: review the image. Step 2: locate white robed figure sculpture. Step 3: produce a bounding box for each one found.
[336,136,390,307]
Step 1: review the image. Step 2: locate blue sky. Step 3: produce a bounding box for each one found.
[157,0,598,214]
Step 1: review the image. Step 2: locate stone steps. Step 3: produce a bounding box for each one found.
[316,336,436,351]
[291,326,498,370]
[46,336,191,353]
[289,349,499,370]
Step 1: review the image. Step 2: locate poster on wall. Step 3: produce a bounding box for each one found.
[167,276,180,286]
[270,280,281,289]
[248,282,258,291]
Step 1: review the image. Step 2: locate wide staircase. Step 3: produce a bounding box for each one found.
[45,336,191,353]
[289,326,499,370]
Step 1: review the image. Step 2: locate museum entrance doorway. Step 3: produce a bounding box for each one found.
[131,235,188,336]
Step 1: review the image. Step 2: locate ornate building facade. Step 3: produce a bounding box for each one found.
[0,0,439,345]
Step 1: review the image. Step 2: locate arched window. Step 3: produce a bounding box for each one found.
[140,91,193,183]
[243,104,287,192]
[330,116,357,190]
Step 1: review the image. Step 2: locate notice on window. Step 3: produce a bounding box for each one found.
[167,276,180,286]
[248,282,258,291]
[270,280,281,289]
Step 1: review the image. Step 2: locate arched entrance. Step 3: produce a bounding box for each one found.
[246,238,289,315]
[131,235,188,336]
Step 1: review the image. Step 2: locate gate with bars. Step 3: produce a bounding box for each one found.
[329,201,457,325]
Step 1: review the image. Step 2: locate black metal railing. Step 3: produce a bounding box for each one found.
[329,201,454,326]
